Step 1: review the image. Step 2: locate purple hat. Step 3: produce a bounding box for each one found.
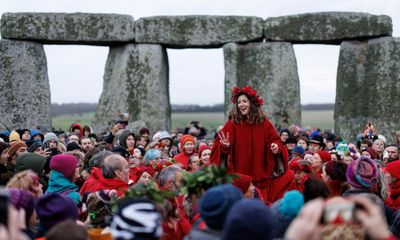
[8,189,36,226]
[346,156,379,191]
[35,193,78,231]
[50,154,78,178]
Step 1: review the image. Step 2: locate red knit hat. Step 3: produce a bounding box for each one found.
[180,134,195,149]
[289,158,312,173]
[136,166,156,180]
[361,147,377,160]
[232,173,253,194]
[198,145,211,157]
[50,154,78,178]
[386,161,400,179]
[316,151,332,163]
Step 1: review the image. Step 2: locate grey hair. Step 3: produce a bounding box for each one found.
[189,153,199,164]
[102,154,123,179]
[157,165,182,187]
[91,150,113,168]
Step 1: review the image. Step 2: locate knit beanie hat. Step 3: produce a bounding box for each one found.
[110,198,162,240]
[222,199,273,240]
[50,154,78,178]
[289,158,312,173]
[361,147,377,160]
[386,161,400,180]
[135,166,156,180]
[66,142,82,152]
[27,141,44,153]
[6,140,27,157]
[277,190,304,219]
[324,160,348,182]
[43,132,59,145]
[232,173,253,194]
[336,141,350,157]
[7,188,36,226]
[36,193,78,232]
[346,156,379,191]
[16,153,47,176]
[199,184,243,230]
[144,149,161,161]
[180,134,195,149]
[316,150,332,163]
[9,131,21,142]
[30,129,44,141]
[198,145,211,157]
[292,146,305,158]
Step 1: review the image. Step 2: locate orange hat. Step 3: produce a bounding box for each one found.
[180,134,195,149]
[6,141,27,157]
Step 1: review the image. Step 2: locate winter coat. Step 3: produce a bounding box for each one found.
[46,170,80,204]
[79,167,128,196]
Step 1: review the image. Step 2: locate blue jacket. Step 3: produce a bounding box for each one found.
[46,170,80,204]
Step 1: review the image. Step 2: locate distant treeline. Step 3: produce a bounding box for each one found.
[51,103,334,116]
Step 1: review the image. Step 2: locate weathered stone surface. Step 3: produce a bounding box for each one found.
[92,44,170,134]
[0,40,51,129]
[135,15,263,48]
[335,37,400,143]
[1,12,134,45]
[223,42,301,130]
[264,12,392,44]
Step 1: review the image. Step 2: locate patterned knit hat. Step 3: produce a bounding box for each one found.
[346,156,379,191]
[6,140,27,157]
[232,173,253,194]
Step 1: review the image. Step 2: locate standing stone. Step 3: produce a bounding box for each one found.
[1,12,135,45]
[92,44,170,134]
[0,40,51,130]
[135,15,263,48]
[335,37,400,143]
[264,12,392,44]
[223,42,301,130]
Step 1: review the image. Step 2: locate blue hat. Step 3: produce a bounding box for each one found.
[199,184,242,230]
[223,199,273,240]
[278,190,304,219]
[0,130,10,136]
[292,146,305,157]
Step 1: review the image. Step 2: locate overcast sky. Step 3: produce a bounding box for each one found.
[1,0,399,105]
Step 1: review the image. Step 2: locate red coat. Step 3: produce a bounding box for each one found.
[173,152,191,170]
[210,119,292,203]
[79,167,128,196]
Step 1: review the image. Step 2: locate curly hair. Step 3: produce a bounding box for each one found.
[228,93,266,125]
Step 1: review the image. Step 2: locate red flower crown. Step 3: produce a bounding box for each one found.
[231,85,264,107]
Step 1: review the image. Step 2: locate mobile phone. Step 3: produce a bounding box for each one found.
[321,201,355,224]
[0,188,9,227]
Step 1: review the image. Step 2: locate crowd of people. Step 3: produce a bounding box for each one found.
[1,86,400,240]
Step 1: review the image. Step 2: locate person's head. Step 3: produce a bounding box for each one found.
[6,170,43,197]
[110,198,162,240]
[118,130,135,150]
[303,177,329,202]
[158,131,172,147]
[144,149,162,165]
[136,166,156,185]
[80,137,92,152]
[66,142,82,153]
[82,125,91,137]
[232,173,254,198]
[372,138,385,154]
[289,159,312,185]
[89,150,114,170]
[6,140,27,164]
[312,151,332,171]
[346,156,381,194]
[68,133,80,144]
[102,154,130,183]
[7,188,37,227]
[297,135,309,150]
[385,145,399,162]
[361,147,377,160]
[180,134,196,155]
[9,130,21,142]
[308,136,325,154]
[222,199,272,240]
[280,129,290,143]
[27,141,45,155]
[19,129,31,141]
[188,153,200,172]
[157,165,183,195]
[43,132,59,149]
[36,193,78,234]
[199,184,243,231]
[50,154,79,181]
[15,152,47,178]
[229,85,266,125]
[135,135,149,148]
[321,160,348,184]
[30,129,44,142]
[45,220,87,240]
[384,160,400,189]
[198,145,212,166]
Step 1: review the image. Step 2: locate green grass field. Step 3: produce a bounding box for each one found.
[52,110,334,132]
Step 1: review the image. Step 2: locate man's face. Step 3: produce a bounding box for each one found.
[308,143,321,154]
[115,156,130,183]
[68,135,79,144]
[21,131,30,141]
[48,140,58,149]
[80,138,92,152]
[386,146,399,161]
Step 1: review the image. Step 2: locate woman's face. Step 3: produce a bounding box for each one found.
[184,141,195,154]
[297,140,308,150]
[280,132,289,142]
[126,135,135,149]
[312,153,322,170]
[321,166,330,183]
[373,139,384,153]
[138,172,152,185]
[200,149,212,165]
[237,95,251,116]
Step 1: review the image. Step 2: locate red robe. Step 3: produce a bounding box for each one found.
[79,167,128,196]
[210,119,293,203]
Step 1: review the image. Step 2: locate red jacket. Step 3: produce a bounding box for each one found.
[173,152,191,170]
[79,167,128,196]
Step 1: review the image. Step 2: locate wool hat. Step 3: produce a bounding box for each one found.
[36,193,78,231]
[135,166,156,181]
[66,142,82,152]
[27,141,44,153]
[30,129,44,141]
[361,147,377,160]
[346,156,379,191]
[199,184,243,230]
[110,198,162,240]
[198,145,211,157]
[289,158,312,173]
[16,152,47,176]
[43,132,59,145]
[9,131,21,142]
[6,140,27,157]
[222,199,273,240]
[336,141,350,157]
[50,154,78,178]
[144,149,161,161]
[280,129,290,137]
[232,173,253,194]
[7,188,36,226]
[277,190,304,219]
[324,160,348,182]
[385,161,400,180]
[292,146,305,158]
[180,134,196,149]
[158,131,172,141]
[316,150,332,163]
[309,135,325,148]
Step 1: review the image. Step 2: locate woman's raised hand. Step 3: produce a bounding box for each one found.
[270,143,279,154]
[218,131,230,149]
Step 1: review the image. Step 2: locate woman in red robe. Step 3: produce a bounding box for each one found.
[210,85,294,204]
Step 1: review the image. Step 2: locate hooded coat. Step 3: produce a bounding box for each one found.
[46,170,80,204]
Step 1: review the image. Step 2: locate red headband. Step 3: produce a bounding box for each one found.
[231,85,264,107]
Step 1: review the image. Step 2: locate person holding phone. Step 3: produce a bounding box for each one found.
[210,85,293,203]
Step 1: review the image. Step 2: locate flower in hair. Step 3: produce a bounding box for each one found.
[231,85,264,106]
